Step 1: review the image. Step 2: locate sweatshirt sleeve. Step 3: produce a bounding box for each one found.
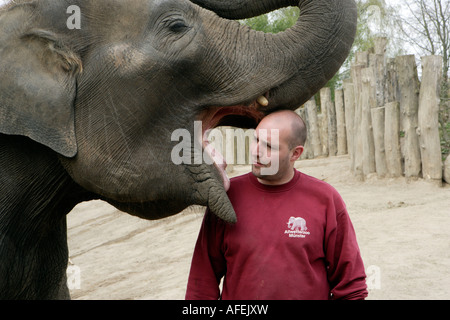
[325,202,368,300]
[185,209,227,300]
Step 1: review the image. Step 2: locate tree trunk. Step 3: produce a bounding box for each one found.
[395,55,422,180]
[371,107,387,177]
[385,102,403,177]
[418,55,443,185]
[305,98,322,158]
[335,89,347,155]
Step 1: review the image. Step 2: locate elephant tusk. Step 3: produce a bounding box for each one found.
[256,95,269,107]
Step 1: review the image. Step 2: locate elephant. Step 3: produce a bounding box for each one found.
[0,0,357,299]
[287,217,307,232]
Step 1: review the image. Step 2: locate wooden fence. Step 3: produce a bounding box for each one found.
[296,38,447,185]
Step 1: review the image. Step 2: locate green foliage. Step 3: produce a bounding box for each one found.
[240,7,299,34]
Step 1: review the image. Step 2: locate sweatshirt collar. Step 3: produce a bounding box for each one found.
[248,169,301,192]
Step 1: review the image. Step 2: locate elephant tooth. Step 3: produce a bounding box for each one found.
[257,95,269,107]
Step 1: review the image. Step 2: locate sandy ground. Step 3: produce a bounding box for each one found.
[67,155,450,300]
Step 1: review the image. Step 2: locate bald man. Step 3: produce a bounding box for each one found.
[251,110,307,185]
[186,110,368,300]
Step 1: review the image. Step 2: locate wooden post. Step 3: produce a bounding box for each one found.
[318,113,327,157]
[328,94,338,157]
[351,63,366,180]
[385,58,399,104]
[343,81,355,167]
[245,128,255,165]
[418,55,443,185]
[296,107,314,160]
[224,127,235,166]
[318,89,328,158]
[335,89,347,155]
[384,102,403,177]
[444,154,450,185]
[361,67,376,175]
[234,128,246,165]
[371,107,388,177]
[321,87,337,157]
[374,37,388,55]
[219,127,234,173]
[305,98,322,158]
[373,37,388,108]
[355,51,369,66]
[395,55,422,180]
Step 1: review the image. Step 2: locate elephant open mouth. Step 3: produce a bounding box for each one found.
[198,97,268,190]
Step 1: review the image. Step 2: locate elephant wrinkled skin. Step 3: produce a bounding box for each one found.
[0,0,356,299]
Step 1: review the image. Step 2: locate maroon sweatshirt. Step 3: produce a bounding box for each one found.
[186,170,368,300]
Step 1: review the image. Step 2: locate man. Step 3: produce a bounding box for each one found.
[185,110,368,300]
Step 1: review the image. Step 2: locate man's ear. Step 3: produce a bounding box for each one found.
[0,28,81,157]
[291,145,304,162]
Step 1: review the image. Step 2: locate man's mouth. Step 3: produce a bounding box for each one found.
[252,155,272,169]
[252,160,265,168]
[197,95,268,190]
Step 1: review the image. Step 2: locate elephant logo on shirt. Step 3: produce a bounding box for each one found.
[287,217,307,232]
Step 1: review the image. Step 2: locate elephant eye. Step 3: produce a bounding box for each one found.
[168,19,189,33]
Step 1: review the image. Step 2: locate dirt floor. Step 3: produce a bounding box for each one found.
[67,155,450,300]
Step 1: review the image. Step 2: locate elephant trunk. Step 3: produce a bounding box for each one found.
[197,0,357,110]
[191,0,296,20]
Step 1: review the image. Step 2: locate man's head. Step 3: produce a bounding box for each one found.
[251,110,306,185]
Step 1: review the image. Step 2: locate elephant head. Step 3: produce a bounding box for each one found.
[0,0,357,223]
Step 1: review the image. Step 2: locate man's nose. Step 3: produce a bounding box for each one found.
[250,140,260,157]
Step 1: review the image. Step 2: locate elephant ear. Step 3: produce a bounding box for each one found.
[0,28,80,157]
